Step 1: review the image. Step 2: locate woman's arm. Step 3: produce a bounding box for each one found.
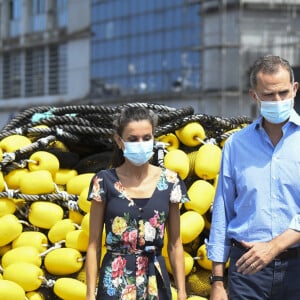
[86,200,106,300]
[167,202,187,300]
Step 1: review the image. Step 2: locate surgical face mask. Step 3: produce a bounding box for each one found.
[260,98,294,124]
[123,140,154,166]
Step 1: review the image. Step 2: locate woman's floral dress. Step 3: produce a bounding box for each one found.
[87,168,189,300]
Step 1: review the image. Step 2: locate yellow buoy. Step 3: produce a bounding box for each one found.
[195,243,230,270]
[28,151,60,177]
[48,218,76,243]
[54,168,78,186]
[163,149,189,180]
[185,180,215,215]
[220,127,241,147]
[4,168,29,189]
[0,134,31,153]
[0,279,26,300]
[66,173,95,195]
[0,171,5,192]
[78,186,91,213]
[0,198,16,217]
[65,229,89,252]
[175,122,206,147]
[180,211,205,244]
[195,244,212,270]
[54,277,86,300]
[0,214,22,247]
[28,201,64,229]
[2,245,42,268]
[19,170,55,194]
[171,286,178,300]
[53,140,70,152]
[165,251,194,276]
[44,247,83,275]
[12,231,48,253]
[3,262,43,292]
[0,244,11,256]
[156,133,180,151]
[194,143,222,180]
[26,291,45,300]
[68,210,84,225]
[80,212,90,236]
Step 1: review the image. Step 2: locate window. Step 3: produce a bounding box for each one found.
[9,0,22,37]
[56,0,68,28]
[3,51,22,98]
[30,0,46,32]
[25,48,45,96]
[49,44,67,95]
[91,0,201,95]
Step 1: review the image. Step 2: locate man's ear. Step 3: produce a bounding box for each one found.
[249,89,259,103]
[293,81,299,97]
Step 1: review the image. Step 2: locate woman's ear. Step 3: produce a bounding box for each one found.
[113,133,123,150]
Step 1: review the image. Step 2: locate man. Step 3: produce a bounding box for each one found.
[206,55,300,300]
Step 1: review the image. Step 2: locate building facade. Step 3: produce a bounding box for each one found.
[90,0,300,117]
[90,0,202,111]
[1,0,300,130]
[0,0,90,128]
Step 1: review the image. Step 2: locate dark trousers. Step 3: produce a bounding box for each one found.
[228,245,300,300]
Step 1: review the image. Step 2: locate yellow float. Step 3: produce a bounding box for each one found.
[78,186,91,213]
[3,262,44,292]
[28,151,60,177]
[156,133,180,151]
[0,214,23,247]
[185,180,215,215]
[19,170,55,194]
[12,231,48,253]
[44,247,84,275]
[163,149,190,180]
[66,173,95,195]
[194,143,222,180]
[28,201,64,229]
[48,218,77,243]
[54,168,78,186]
[180,211,205,244]
[53,277,86,300]
[4,168,29,189]
[1,246,42,268]
[65,229,89,252]
[0,279,26,300]
[0,134,31,153]
[175,122,206,147]
[0,198,16,217]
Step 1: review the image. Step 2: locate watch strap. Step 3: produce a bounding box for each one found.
[209,275,224,284]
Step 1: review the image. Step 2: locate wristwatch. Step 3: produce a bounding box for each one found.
[209,275,224,285]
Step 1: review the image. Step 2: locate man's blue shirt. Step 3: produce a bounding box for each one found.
[207,109,300,262]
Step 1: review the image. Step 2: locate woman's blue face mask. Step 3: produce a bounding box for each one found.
[122,140,154,166]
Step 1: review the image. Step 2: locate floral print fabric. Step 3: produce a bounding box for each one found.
[88,168,189,299]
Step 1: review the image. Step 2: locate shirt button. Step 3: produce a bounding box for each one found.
[139,208,143,212]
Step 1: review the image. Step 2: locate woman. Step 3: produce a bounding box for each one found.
[85,106,189,300]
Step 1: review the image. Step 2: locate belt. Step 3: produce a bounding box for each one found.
[231,239,300,260]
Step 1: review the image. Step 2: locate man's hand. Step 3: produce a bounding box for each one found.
[235,240,277,274]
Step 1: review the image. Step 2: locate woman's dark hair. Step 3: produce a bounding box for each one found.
[110,106,158,168]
